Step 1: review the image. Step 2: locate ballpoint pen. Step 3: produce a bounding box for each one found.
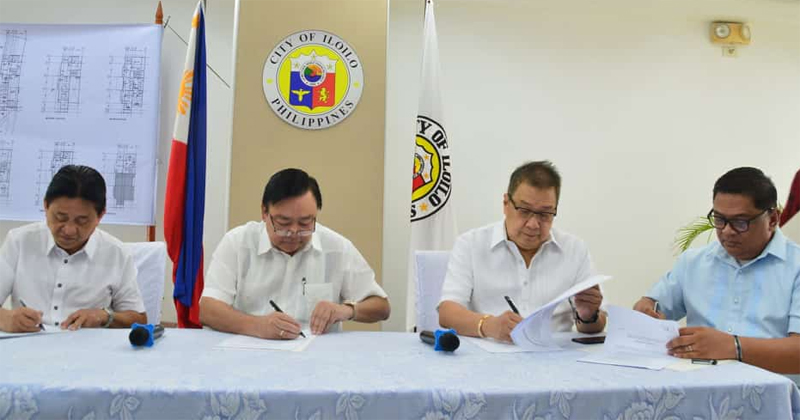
[269,300,306,338]
[18,299,45,331]
[504,296,520,315]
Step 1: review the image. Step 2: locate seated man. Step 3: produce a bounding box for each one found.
[200,168,390,339]
[634,167,800,374]
[439,161,605,342]
[0,165,147,332]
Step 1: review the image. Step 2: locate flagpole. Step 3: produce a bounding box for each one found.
[146,1,164,242]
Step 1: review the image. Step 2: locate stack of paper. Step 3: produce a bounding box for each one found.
[578,306,680,370]
[214,331,315,352]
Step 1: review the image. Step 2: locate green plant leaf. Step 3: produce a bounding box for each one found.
[673,217,715,255]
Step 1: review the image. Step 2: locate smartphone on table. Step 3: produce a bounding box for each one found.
[571,336,606,345]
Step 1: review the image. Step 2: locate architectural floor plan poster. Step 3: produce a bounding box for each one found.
[0,24,161,225]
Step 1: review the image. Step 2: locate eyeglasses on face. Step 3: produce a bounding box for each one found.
[508,196,557,223]
[268,214,316,237]
[706,208,772,233]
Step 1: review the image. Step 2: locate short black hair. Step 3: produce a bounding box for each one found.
[713,167,777,211]
[262,168,322,210]
[44,165,107,215]
[507,161,562,203]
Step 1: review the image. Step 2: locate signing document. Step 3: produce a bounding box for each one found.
[510,275,611,350]
[214,329,315,352]
[579,306,679,370]
[0,326,70,339]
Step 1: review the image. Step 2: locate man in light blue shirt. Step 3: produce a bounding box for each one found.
[634,167,800,374]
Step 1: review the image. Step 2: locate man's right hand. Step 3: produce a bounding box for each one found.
[257,311,302,340]
[482,310,523,342]
[0,307,43,333]
[633,297,665,319]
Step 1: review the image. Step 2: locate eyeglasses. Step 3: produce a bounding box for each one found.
[269,214,316,237]
[508,196,557,223]
[706,208,771,233]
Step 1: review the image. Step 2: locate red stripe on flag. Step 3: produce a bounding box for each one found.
[164,140,187,265]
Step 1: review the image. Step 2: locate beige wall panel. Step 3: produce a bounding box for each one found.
[230,0,387,331]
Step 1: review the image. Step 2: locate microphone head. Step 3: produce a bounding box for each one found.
[129,323,155,347]
[436,332,460,352]
[434,329,460,352]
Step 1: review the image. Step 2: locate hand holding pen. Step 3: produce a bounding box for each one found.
[15,299,45,332]
[268,300,306,339]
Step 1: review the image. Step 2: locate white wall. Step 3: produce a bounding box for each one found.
[383,0,800,331]
[0,0,235,323]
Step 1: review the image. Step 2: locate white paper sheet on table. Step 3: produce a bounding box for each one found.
[578,306,680,370]
[0,325,71,339]
[214,330,315,352]
[510,274,612,350]
[461,336,540,353]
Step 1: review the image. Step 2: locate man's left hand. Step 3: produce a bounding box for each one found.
[310,301,353,335]
[573,285,602,321]
[61,309,109,330]
[667,326,737,360]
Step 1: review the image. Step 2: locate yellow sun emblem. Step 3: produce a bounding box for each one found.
[177,70,194,115]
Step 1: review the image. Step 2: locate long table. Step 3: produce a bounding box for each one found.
[1,329,798,419]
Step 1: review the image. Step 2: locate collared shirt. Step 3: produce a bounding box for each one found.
[439,221,595,331]
[0,222,145,327]
[202,221,387,331]
[647,228,800,338]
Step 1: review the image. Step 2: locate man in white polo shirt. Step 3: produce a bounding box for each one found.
[200,168,390,339]
[439,161,605,342]
[0,165,146,332]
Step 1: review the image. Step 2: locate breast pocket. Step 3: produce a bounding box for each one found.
[305,283,334,311]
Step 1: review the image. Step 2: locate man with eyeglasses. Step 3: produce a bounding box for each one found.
[634,167,800,374]
[438,161,605,342]
[199,168,390,339]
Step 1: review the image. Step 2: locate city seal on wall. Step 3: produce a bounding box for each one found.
[411,116,452,221]
[262,30,364,130]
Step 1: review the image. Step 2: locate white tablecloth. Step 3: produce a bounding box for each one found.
[1,329,798,419]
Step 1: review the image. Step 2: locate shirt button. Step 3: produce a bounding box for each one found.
[57,283,62,288]
[523,281,528,286]
[53,306,58,310]
[63,259,68,264]
[55,322,59,326]
[727,327,733,332]
[734,298,739,304]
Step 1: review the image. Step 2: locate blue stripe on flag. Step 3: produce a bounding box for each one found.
[175,7,207,307]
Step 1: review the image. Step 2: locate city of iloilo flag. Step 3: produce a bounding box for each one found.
[407,0,457,331]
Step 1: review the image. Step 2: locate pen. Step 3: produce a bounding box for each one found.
[691,358,717,365]
[18,299,45,331]
[504,296,520,315]
[269,299,306,338]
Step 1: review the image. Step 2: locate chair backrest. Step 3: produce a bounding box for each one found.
[124,242,167,325]
[414,250,450,332]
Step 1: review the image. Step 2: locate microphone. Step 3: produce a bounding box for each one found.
[129,323,165,348]
[419,329,460,352]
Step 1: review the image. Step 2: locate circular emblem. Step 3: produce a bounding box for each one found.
[262,30,364,130]
[411,116,452,222]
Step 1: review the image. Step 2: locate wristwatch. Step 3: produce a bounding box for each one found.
[343,301,357,321]
[101,307,114,328]
[575,309,599,324]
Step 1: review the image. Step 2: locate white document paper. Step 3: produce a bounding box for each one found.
[0,325,71,339]
[461,336,540,353]
[511,275,611,350]
[578,306,680,370]
[214,330,315,352]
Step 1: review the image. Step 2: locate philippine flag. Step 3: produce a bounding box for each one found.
[164,1,207,328]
